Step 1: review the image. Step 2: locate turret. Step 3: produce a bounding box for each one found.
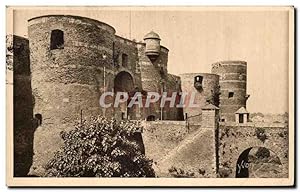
[143,31,161,61]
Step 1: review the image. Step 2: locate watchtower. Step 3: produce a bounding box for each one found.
[211,61,249,122]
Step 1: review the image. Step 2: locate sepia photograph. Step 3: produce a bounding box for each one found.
[6,6,294,187]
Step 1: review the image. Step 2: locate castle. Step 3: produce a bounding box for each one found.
[9,15,288,178]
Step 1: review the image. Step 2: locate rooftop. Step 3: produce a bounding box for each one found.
[143,31,161,40]
[235,107,249,114]
[202,103,219,110]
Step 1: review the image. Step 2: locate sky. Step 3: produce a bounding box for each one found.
[11,7,291,114]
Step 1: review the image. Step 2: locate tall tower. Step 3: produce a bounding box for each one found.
[137,31,169,120]
[211,61,249,122]
[28,15,116,175]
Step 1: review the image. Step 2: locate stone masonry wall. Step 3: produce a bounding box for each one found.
[114,36,142,88]
[212,61,247,122]
[9,35,35,176]
[26,15,181,175]
[13,15,285,179]
[142,121,192,163]
[179,73,219,122]
[28,15,116,175]
[218,122,289,178]
[142,118,217,177]
[113,36,143,120]
[163,74,183,120]
[137,43,169,120]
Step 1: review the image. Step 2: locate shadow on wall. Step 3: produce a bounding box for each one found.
[11,35,38,176]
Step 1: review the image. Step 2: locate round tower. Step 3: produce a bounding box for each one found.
[179,73,219,122]
[137,41,169,120]
[143,31,161,61]
[28,15,116,174]
[211,60,248,122]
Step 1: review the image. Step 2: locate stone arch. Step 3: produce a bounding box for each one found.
[114,69,135,84]
[233,139,285,166]
[146,115,156,121]
[234,140,285,178]
[114,71,135,93]
[114,71,135,120]
[235,147,252,177]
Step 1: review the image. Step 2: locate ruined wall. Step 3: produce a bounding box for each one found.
[28,15,116,175]
[212,61,248,122]
[218,122,289,178]
[8,35,34,176]
[179,73,219,122]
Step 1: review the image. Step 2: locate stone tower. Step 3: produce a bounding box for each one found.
[179,73,219,122]
[137,31,169,120]
[28,15,116,174]
[211,61,249,122]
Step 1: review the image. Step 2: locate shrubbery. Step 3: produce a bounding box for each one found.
[255,147,270,159]
[45,116,155,177]
[168,166,195,178]
[255,128,267,143]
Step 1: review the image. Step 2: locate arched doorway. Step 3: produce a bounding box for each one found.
[114,71,135,120]
[114,71,134,92]
[235,147,252,177]
[146,115,156,121]
[236,147,282,178]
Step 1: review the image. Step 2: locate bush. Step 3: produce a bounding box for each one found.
[168,166,195,178]
[218,167,232,178]
[250,112,264,118]
[45,116,155,177]
[255,128,267,143]
[255,147,270,159]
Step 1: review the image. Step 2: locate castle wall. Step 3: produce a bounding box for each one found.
[142,121,193,164]
[157,127,216,177]
[11,14,288,179]
[164,74,184,120]
[142,109,218,178]
[28,15,116,175]
[8,35,34,176]
[26,15,181,175]
[113,36,143,120]
[211,61,248,122]
[179,73,219,122]
[218,123,288,178]
[114,36,142,83]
